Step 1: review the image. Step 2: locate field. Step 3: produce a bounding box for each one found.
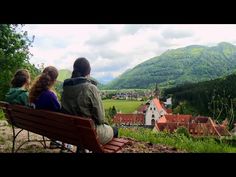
[102,99,145,113]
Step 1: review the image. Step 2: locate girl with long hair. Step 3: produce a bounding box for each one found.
[5,69,31,106]
[29,66,60,111]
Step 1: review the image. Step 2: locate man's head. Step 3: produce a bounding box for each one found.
[72,57,91,78]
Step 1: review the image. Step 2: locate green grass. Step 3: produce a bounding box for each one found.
[0,109,5,120]
[102,99,145,113]
[119,127,236,152]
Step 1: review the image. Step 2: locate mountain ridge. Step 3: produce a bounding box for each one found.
[105,42,236,89]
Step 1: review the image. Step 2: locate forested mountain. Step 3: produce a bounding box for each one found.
[163,72,236,127]
[105,42,236,89]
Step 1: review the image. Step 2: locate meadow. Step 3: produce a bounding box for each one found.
[102,99,145,113]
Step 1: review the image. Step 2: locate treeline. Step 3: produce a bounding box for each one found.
[163,73,236,128]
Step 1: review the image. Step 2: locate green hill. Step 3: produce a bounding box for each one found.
[57,69,104,89]
[57,69,72,82]
[105,42,236,89]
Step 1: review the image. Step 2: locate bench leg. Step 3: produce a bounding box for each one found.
[42,136,47,148]
[11,126,25,153]
[28,131,30,141]
[12,125,16,153]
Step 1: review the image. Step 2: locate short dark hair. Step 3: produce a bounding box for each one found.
[72,57,91,78]
[11,69,30,88]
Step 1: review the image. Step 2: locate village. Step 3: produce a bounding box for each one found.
[110,85,234,137]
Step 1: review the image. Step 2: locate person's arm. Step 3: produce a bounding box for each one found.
[19,92,29,106]
[89,86,105,125]
[49,91,61,112]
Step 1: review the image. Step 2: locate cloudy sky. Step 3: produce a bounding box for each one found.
[23,24,236,84]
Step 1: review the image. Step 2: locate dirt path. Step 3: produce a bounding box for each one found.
[0,120,184,153]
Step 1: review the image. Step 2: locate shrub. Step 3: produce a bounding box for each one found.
[175,126,190,137]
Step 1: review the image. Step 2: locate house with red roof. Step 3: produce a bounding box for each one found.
[155,114,231,137]
[113,113,145,125]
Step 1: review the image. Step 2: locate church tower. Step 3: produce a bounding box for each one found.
[154,83,160,98]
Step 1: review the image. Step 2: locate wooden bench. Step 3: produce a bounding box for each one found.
[0,101,129,153]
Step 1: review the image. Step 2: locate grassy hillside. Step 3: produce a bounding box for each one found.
[120,127,236,152]
[57,69,72,82]
[106,42,236,89]
[57,69,104,89]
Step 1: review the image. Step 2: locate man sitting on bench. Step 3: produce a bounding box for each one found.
[61,57,118,153]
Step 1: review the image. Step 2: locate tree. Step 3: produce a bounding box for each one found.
[0,24,38,100]
[111,106,117,117]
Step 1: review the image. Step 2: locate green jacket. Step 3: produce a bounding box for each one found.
[61,77,105,125]
[5,87,29,106]
[61,77,113,144]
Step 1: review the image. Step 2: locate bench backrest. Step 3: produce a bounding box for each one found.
[0,101,104,152]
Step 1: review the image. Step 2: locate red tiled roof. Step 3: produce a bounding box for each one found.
[194,116,209,123]
[153,98,165,111]
[166,109,172,114]
[137,104,147,113]
[164,114,192,123]
[113,113,145,124]
[156,115,231,137]
[157,116,166,123]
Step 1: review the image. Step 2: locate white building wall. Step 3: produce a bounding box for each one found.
[145,100,161,125]
[164,98,172,105]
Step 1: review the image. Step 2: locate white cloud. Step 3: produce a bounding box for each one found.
[23,24,236,84]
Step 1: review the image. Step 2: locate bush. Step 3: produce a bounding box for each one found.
[0,109,5,120]
[175,127,190,137]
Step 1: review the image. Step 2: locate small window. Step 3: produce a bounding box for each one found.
[150,107,152,110]
[152,114,155,118]
[154,107,156,110]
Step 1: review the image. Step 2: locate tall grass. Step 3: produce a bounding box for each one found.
[119,127,236,152]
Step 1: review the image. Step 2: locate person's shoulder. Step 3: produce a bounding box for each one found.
[41,90,56,97]
[87,82,99,93]
[18,89,28,96]
[63,78,73,87]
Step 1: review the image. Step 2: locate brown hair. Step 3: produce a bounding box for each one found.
[29,66,58,103]
[11,69,30,88]
[72,57,91,78]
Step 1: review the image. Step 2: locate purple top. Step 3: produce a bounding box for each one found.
[34,90,61,112]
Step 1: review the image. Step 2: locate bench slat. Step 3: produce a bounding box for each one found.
[11,105,93,128]
[112,138,129,144]
[103,144,121,151]
[106,141,125,147]
[103,149,115,153]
